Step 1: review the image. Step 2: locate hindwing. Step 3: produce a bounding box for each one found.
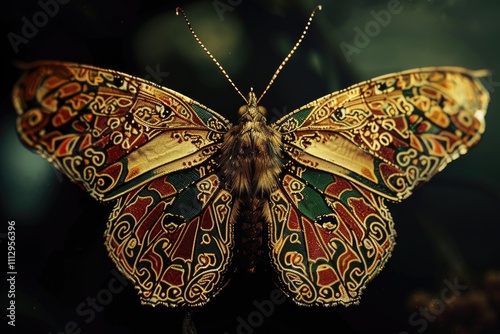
[268,162,395,306]
[105,161,234,306]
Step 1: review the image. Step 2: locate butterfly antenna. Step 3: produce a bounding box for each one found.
[176,7,248,104]
[257,5,322,103]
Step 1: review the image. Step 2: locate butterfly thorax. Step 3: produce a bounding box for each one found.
[220,91,282,272]
[220,91,282,198]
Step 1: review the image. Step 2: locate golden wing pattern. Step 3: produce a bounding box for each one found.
[13,62,229,201]
[13,62,236,306]
[269,67,488,305]
[105,166,234,306]
[13,61,488,308]
[275,68,487,201]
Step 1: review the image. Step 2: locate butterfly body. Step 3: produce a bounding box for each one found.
[220,90,282,272]
[13,61,488,307]
[221,91,282,198]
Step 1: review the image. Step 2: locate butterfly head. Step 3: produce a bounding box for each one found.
[237,90,267,123]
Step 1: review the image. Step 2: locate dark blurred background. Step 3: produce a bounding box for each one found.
[1,0,499,333]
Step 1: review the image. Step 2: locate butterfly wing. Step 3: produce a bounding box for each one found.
[105,163,234,306]
[268,165,394,306]
[13,62,235,306]
[269,67,489,306]
[13,61,229,201]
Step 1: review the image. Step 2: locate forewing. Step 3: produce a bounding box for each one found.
[105,160,235,307]
[269,67,488,305]
[274,67,488,201]
[13,61,229,201]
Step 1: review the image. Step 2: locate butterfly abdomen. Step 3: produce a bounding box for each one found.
[237,198,267,273]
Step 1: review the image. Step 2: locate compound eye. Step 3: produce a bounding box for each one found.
[238,105,247,116]
[257,106,267,116]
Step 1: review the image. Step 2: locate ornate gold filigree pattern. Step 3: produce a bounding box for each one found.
[13,62,488,307]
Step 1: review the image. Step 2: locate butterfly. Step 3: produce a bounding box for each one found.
[12,6,488,308]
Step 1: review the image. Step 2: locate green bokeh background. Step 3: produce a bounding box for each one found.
[1,0,499,333]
